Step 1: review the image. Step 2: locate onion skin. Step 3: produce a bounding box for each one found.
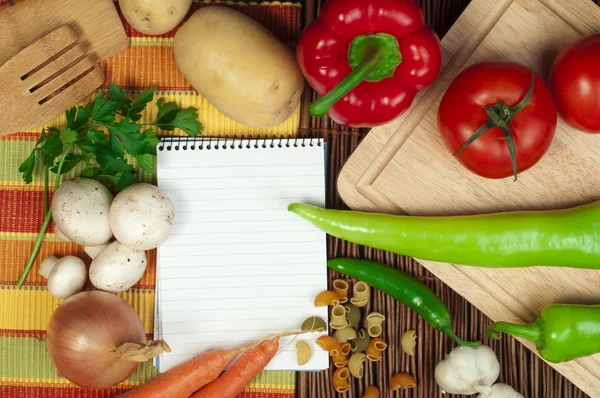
[47,291,146,389]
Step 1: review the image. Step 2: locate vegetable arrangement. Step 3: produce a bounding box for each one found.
[289,202,600,269]
[17,83,200,287]
[296,0,442,127]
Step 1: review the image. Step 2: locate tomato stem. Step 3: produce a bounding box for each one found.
[453,72,536,181]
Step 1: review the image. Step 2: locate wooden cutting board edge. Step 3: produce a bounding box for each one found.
[336,0,600,396]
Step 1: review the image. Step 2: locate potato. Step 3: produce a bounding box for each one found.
[173,6,305,128]
[119,0,192,35]
[51,178,113,246]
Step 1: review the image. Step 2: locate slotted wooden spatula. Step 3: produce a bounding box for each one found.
[0,25,105,136]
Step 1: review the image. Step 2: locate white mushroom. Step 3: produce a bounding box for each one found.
[89,241,147,293]
[84,243,110,260]
[47,256,87,299]
[52,178,114,246]
[39,256,59,279]
[110,183,175,250]
[54,226,71,243]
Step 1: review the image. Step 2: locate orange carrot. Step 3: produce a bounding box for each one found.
[119,348,241,398]
[191,338,280,398]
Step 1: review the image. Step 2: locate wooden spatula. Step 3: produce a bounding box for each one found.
[0,25,105,136]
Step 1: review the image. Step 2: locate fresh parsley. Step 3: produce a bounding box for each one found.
[19,82,202,188]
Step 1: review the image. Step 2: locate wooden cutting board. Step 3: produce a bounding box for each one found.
[337,0,600,396]
[0,0,128,66]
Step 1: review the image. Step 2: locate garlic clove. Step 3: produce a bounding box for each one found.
[478,383,525,398]
[435,345,500,395]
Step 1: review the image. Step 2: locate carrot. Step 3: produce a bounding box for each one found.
[118,348,240,398]
[191,337,280,398]
[119,331,306,398]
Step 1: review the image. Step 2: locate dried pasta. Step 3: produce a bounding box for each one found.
[366,312,385,338]
[296,341,312,366]
[344,303,361,328]
[316,335,341,356]
[314,290,341,307]
[334,326,357,343]
[329,305,349,330]
[401,330,417,356]
[332,352,348,368]
[351,329,371,353]
[363,386,380,398]
[339,342,351,356]
[301,316,327,332]
[348,353,366,378]
[365,337,387,362]
[350,282,370,307]
[332,279,349,303]
[390,373,417,390]
[332,367,350,393]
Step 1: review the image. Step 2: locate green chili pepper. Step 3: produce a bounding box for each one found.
[327,258,478,347]
[288,202,600,268]
[487,304,600,363]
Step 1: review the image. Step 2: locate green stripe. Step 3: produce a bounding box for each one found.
[250,370,295,387]
[0,139,156,186]
[0,336,158,383]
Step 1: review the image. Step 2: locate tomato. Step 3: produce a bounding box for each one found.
[437,61,557,180]
[549,34,600,133]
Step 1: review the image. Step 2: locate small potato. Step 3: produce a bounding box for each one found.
[174,6,305,128]
[110,183,175,251]
[52,178,113,246]
[47,256,87,299]
[119,0,192,35]
[90,241,147,293]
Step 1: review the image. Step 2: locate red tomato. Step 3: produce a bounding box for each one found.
[549,34,600,133]
[438,61,557,179]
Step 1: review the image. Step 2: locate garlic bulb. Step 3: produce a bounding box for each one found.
[435,345,500,395]
[479,383,525,398]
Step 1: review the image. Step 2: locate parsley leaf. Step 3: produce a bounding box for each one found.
[137,153,156,174]
[59,127,78,147]
[108,82,129,107]
[51,154,85,175]
[116,170,136,191]
[19,152,36,184]
[155,98,203,136]
[38,136,63,167]
[128,86,157,121]
[108,119,147,156]
[91,92,121,123]
[96,147,134,174]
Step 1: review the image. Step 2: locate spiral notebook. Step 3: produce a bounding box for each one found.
[154,137,329,372]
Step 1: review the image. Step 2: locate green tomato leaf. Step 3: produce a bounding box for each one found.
[19,151,37,184]
[137,153,156,174]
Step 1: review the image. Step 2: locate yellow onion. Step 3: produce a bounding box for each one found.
[47,290,169,389]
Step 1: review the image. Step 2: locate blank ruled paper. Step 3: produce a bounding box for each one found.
[155,138,329,372]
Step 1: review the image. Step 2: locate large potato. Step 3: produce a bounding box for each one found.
[119,0,192,35]
[173,6,305,128]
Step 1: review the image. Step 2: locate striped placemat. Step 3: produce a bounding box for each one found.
[0,0,302,396]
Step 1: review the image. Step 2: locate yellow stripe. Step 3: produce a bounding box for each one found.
[0,289,155,334]
[0,377,141,387]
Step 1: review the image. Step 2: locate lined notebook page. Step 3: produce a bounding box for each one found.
[156,138,329,372]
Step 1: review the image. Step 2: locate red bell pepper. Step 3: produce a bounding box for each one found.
[296,0,443,127]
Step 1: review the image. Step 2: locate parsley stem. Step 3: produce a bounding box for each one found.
[43,166,49,214]
[16,151,69,288]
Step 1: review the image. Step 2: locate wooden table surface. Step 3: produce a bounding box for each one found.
[297,1,600,397]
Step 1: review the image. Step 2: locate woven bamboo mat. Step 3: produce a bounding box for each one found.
[296,1,599,397]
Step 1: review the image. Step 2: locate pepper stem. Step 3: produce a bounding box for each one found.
[486,321,542,343]
[441,326,480,347]
[309,33,402,117]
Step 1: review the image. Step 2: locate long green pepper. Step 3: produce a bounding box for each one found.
[288,202,600,268]
[487,304,600,363]
[327,258,478,347]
